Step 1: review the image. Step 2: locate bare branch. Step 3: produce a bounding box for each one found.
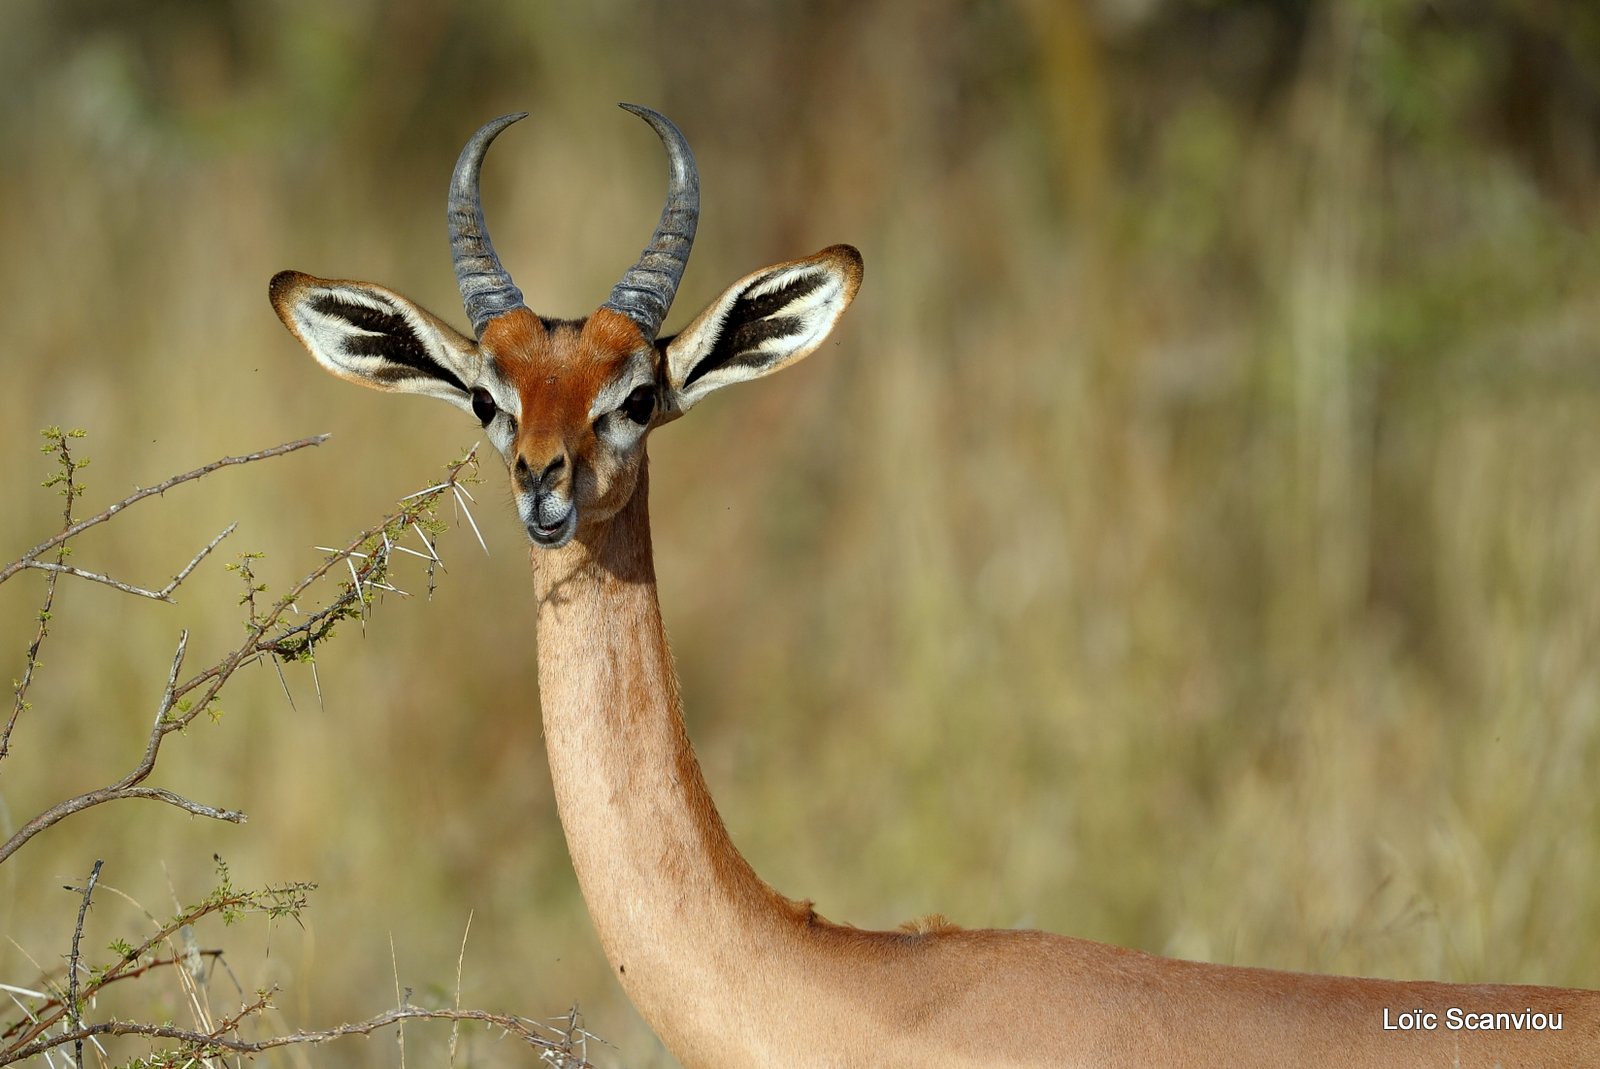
[113,788,248,824]
[0,447,480,866]
[0,436,327,590]
[1,569,59,765]
[1,1004,596,1068]
[67,861,102,1069]
[156,631,188,730]
[0,629,243,865]
[0,784,245,868]
[4,436,317,772]
[162,521,238,595]
[1,432,83,768]
[128,630,190,794]
[13,523,238,604]
[17,562,177,602]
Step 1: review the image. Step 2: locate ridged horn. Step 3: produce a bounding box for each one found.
[448,112,528,337]
[602,104,700,338]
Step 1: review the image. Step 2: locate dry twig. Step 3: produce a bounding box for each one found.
[0,435,327,591]
[0,443,480,866]
[0,434,576,1069]
[2,1003,596,1068]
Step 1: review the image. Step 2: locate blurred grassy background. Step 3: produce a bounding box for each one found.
[4,0,1600,1065]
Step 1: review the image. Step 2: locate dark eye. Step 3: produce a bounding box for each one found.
[470,387,497,426]
[622,384,655,426]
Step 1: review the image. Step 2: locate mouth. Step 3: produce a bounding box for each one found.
[526,505,578,549]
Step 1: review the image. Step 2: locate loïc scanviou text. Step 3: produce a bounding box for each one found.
[1382,1008,1563,1032]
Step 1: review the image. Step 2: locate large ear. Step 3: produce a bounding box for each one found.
[269,271,484,412]
[661,244,862,417]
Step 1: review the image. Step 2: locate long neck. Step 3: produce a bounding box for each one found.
[530,461,825,1062]
[525,462,1600,1069]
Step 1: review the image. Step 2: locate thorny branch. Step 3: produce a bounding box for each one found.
[3,858,594,1068]
[1,950,223,1012]
[3,433,323,765]
[2,428,87,764]
[0,433,572,1069]
[1,865,314,1056]
[2,1003,598,1068]
[0,437,481,865]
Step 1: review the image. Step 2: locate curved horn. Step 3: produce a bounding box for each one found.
[448,112,528,337]
[603,104,700,338]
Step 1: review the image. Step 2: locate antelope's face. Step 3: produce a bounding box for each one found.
[270,106,861,548]
[464,308,658,545]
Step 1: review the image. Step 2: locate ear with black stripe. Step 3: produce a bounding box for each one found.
[661,245,862,419]
[269,271,484,413]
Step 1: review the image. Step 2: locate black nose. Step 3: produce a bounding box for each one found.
[516,453,567,494]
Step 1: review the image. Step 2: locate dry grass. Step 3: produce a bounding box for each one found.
[3,3,1599,1066]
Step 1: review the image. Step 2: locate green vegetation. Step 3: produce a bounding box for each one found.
[4,3,1599,1067]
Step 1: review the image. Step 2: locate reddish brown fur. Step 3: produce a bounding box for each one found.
[477,307,551,372]
[476,308,651,518]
